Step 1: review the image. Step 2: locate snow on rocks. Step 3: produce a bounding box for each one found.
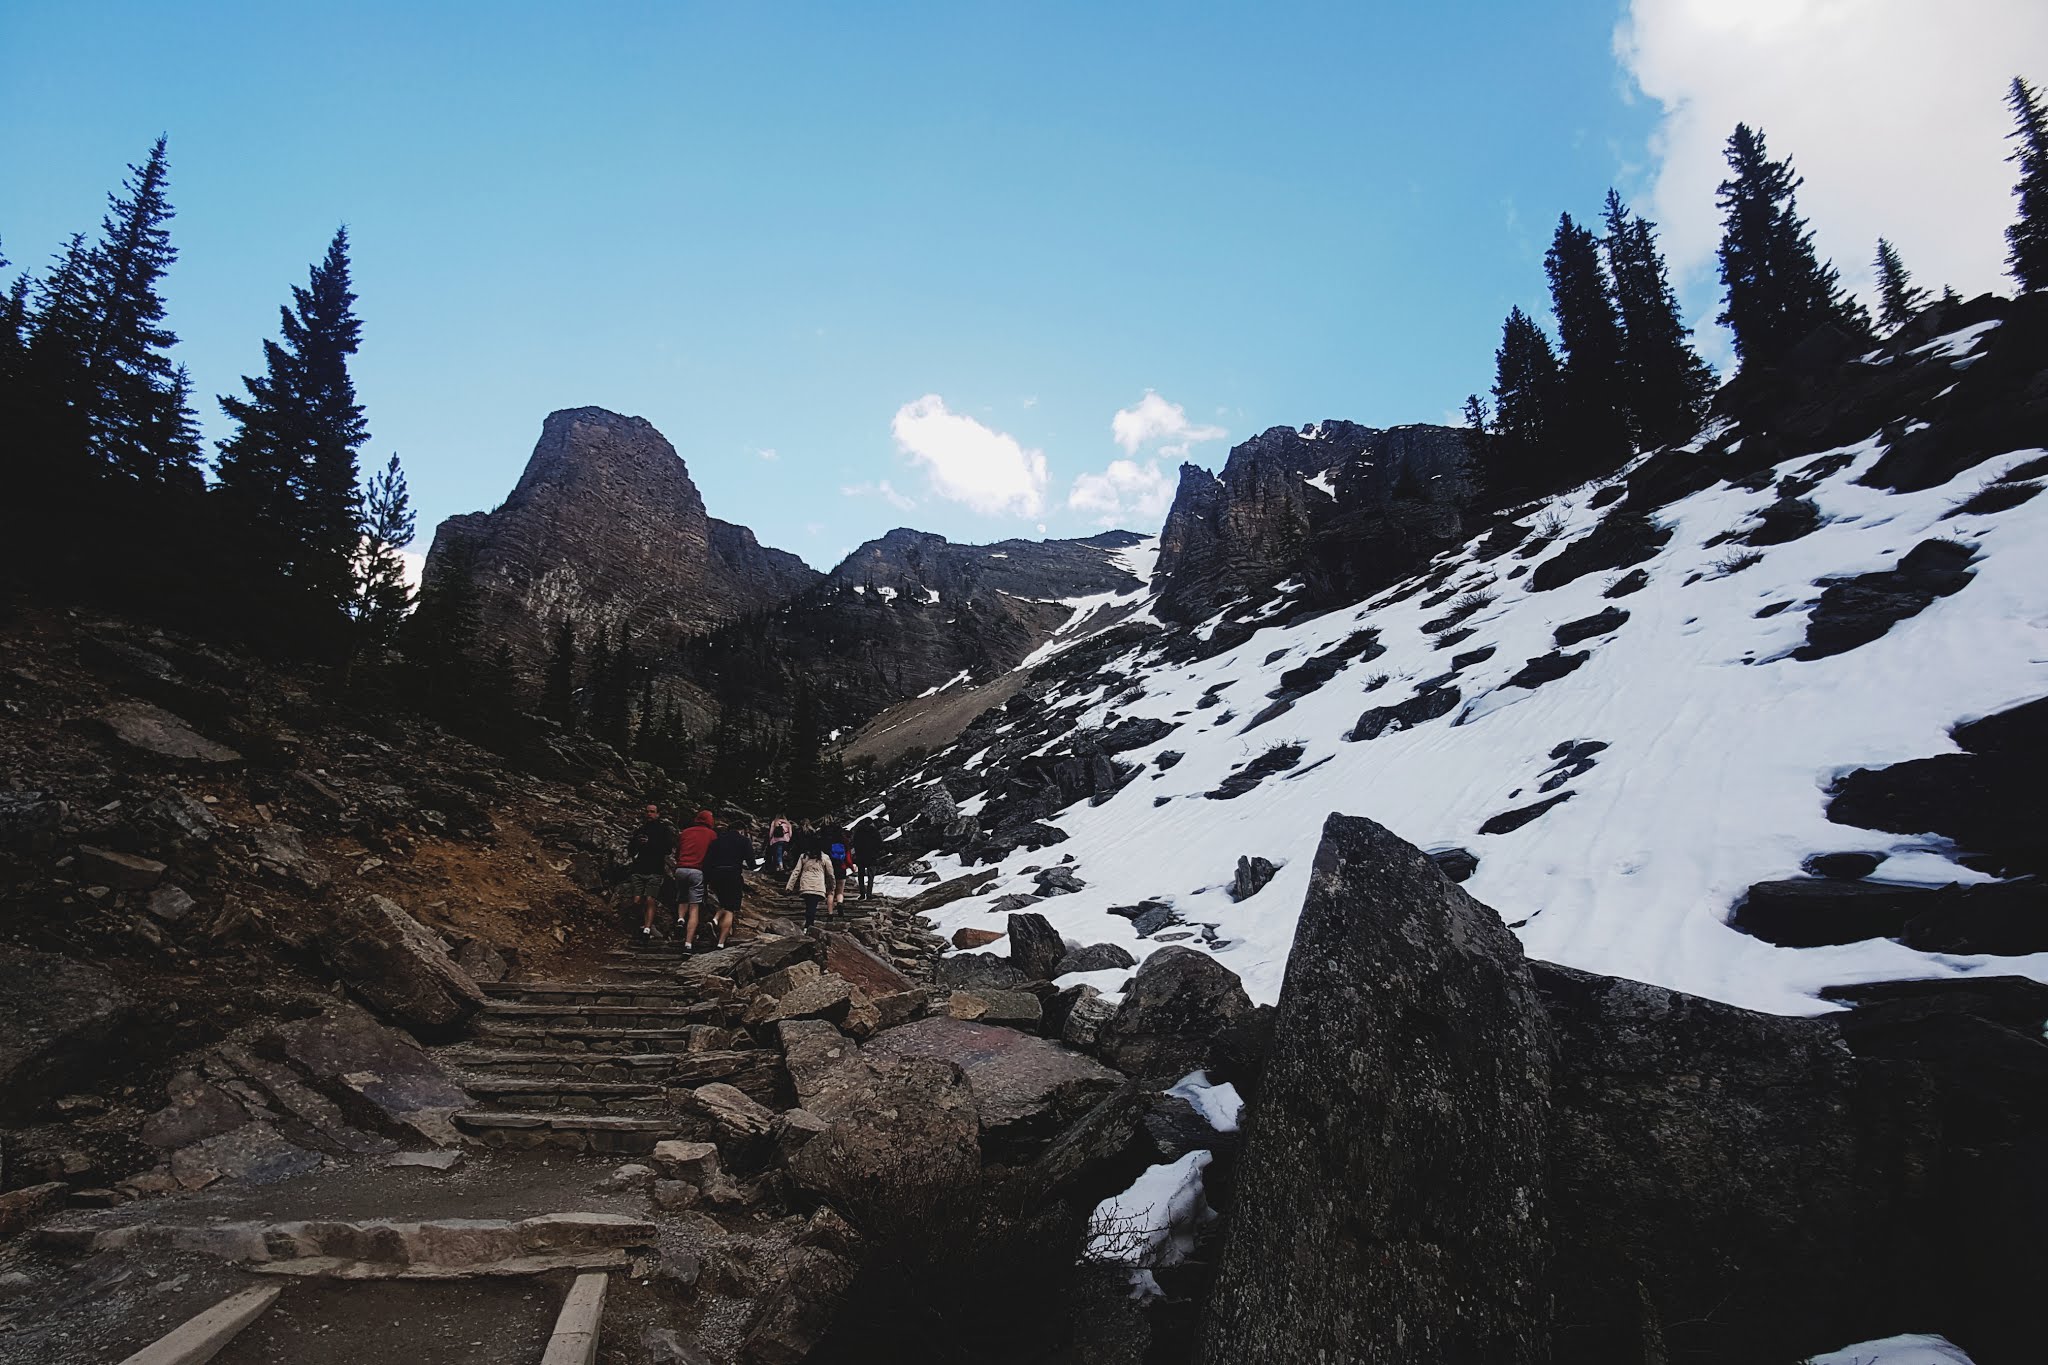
[894,415,2048,1016]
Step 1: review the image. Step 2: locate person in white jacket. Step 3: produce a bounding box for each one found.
[785,836,836,930]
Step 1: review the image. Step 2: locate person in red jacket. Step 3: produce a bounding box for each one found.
[666,809,716,946]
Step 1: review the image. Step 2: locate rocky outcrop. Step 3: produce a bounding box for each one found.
[318,895,487,1036]
[1201,813,2048,1365]
[1200,814,1552,1364]
[1154,420,1472,625]
[424,407,819,683]
[830,527,1144,601]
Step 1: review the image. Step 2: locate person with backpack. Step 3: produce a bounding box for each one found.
[785,834,835,930]
[628,802,678,940]
[851,819,884,900]
[767,814,794,873]
[671,809,716,948]
[695,813,754,952]
[824,824,851,917]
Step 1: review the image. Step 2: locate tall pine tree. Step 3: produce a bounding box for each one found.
[2005,75,2048,292]
[216,228,370,634]
[1490,306,1561,497]
[1715,124,1872,368]
[1602,190,1715,449]
[78,137,197,486]
[1544,213,1632,480]
[1873,238,1929,331]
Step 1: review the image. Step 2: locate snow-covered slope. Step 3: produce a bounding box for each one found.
[881,318,2047,1017]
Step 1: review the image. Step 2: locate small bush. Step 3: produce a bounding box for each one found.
[1711,550,1764,576]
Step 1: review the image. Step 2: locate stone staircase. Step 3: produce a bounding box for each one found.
[440,937,789,1157]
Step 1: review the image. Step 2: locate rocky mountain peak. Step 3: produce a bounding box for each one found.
[830,527,1146,603]
[424,407,818,683]
[1154,420,1471,623]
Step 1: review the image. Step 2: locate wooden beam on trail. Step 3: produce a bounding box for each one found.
[539,1271,610,1365]
[116,1284,281,1365]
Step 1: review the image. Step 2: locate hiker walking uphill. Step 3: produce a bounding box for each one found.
[692,814,753,952]
[852,818,885,900]
[767,814,793,873]
[651,809,716,942]
[823,823,852,918]
[624,802,677,934]
[785,834,835,929]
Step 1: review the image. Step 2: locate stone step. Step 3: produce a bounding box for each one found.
[442,1046,761,1083]
[454,1110,676,1154]
[465,1079,667,1112]
[467,1023,738,1054]
[479,1001,723,1030]
[38,1211,656,1266]
[482,980,705,1007]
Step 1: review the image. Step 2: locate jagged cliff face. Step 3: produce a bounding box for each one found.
[424,407,820,679]
[1154,420,1472,623]
[830,528,1145,602]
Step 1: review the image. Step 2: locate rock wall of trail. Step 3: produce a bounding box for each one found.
[424,407,820,684]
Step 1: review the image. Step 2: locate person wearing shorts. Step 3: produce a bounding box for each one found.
[627,803,678,940]
[671,809,717,948]
[825,829,850,917]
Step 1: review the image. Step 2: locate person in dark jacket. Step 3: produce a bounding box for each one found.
[851,819,885,900]
[628,803,678,940]
[693,815,753,951]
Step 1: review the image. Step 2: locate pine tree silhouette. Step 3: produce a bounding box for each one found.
[1490,306,1561,497]
[1545,212,1633,480]
[351,453,415,646]
[1602,190,1715,449]
[1715,124,1872,368]
[1873,238,1930,332]
[216,227,369,634]
[2005,76,2048,292]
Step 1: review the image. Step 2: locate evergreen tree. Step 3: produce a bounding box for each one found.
[1602,190,1715,448]
[1873,238,1929,331]
[2005,76,2048,292]
[87,138,197,485]
[351,454,415,645]
[216,227,370,628]
[784,686,825,817]
[1490,306,1561,483]
[1544,212,1633,478]
[1715,123,1873,368]
[541,620,578,730]
[0,246,32,438]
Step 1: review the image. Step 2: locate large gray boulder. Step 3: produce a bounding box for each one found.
[1006,911,1067,981]
[1095,946,1254,1082]
[1199,814,1552,1364]
[265,1005,473,1147]
[318,894,485,1035]
[1536,963,1943,1364]
[0,949,130,1117]
[865,1016,1121,1158]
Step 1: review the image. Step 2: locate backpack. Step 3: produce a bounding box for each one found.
[830,842,848,861]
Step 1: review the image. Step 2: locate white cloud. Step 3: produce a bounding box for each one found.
[841,479,917,511]
[398,550,425,591]
[1616,0,2046,309]
[756,447,779,462]
[1068,458,1177,528]
[890,395,1048,517]
[1111,390,1227,458]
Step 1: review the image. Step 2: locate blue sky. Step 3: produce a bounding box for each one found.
[3,2,2037,569]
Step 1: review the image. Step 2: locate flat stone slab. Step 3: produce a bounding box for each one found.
[864,1015,1121,1154]
[40,1211,656,1267]
[97,702,243,764]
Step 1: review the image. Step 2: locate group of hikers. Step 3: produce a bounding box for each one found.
[620,804,888,949]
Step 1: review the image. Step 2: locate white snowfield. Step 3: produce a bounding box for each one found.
[891,334,2047,1018]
